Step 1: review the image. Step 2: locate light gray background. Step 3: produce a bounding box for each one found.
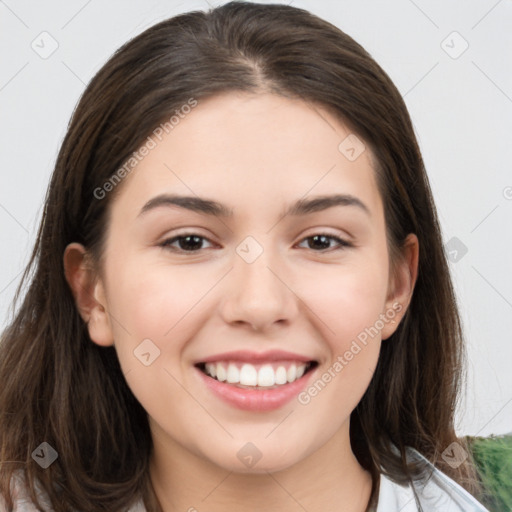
[1,0,511,437]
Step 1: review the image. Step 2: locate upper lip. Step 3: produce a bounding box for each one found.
[196,350,316,364]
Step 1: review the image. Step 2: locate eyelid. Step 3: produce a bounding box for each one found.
[300,226,354,242]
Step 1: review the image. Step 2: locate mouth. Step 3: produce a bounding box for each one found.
[195,360,318,390]
[193,350,320,411]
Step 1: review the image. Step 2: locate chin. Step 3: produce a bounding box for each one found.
[228,458,299,475]
[205,443,309,475]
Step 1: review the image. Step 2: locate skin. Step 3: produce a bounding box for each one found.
[64,92,419,512]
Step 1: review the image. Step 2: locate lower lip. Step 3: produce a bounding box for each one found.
[196,366,316,412]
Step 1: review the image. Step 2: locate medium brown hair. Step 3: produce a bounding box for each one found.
[0,2,483,510]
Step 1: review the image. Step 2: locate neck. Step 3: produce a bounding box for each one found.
[148,421,374,512]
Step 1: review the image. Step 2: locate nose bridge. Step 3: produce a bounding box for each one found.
[235,234,285,299]
[222,234,297,330]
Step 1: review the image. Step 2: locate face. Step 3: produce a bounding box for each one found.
[68,92,415,474]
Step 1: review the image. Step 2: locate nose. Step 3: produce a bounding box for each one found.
[219,242,299,332]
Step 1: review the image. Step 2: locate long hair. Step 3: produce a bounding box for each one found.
[0,2,483,510]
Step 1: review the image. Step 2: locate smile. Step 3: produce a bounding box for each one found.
[194,357,318,411]
[197,361,317,388]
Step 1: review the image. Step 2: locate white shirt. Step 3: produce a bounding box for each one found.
[375,446,490,511]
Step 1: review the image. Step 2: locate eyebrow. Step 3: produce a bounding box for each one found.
[138,193,370,219]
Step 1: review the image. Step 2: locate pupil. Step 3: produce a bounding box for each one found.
[310,235,330,250]
[180,235,203,251]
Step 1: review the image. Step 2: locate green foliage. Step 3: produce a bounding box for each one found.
[465,434,512,512]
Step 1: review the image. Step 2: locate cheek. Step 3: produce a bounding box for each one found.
[293,253,388,420]
[295,259,386,408]
[103,262,206,432]
[300,255,389,353]
[296,265,385,427]
[103,258,224,409]
[106,260,210,342]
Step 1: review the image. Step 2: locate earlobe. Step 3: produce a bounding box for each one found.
[381,233,419,340]
[63,242,114,347]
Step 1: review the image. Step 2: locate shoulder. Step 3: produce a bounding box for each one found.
[0,470,53,511]
[375,446,490,512]
[0,471,147,512]
[125,498,146,511]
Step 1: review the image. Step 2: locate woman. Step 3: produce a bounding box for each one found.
[0,2,490,511]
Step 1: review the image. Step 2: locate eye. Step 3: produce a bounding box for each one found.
[160,233,215,253]
[160,232,352,254]
[296,233,352,252]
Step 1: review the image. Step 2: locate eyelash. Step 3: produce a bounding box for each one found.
[159,232,353,254]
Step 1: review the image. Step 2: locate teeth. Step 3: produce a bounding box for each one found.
[240,364,258,386]
[286,365,296,383]
[216,364,227,382]
[275,366,287,385]
[226,363,239,383]
[205,363,216,378]
[258,365,275,387]
[202,361,311,387]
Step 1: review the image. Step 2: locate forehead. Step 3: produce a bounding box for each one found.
[109,91,383,222]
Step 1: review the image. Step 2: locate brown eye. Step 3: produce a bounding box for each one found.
[297,234,352,252]
[161,234,214,252]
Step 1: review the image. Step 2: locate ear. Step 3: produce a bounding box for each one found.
[63,242,114,347]
[381,233,419,340]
